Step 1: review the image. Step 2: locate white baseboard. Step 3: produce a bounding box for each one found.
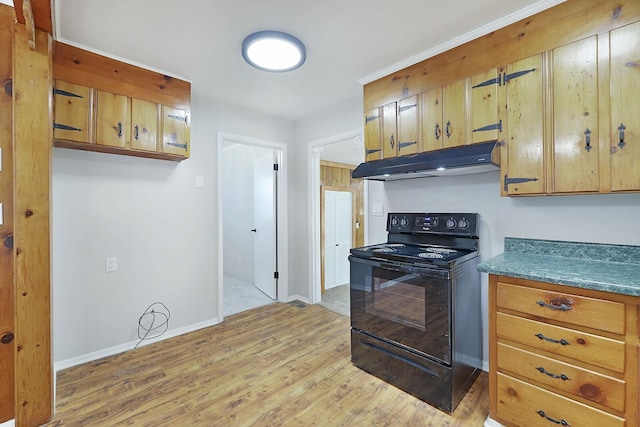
[484,416,504,427]
[54,317,221,372]
[287,295,309,304]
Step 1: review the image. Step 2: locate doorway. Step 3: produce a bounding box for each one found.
[308,128,365,316]
[217,132,288,320]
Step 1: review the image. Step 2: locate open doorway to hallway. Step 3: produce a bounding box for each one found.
[218,132,288,319]
[309,130,365,317]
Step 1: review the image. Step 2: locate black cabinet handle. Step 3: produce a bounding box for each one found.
[535,366,570,381]
[534,333,570,346]
[134,125,140,140]
[536,410,571,426]
[536,300,572,311]
[389,134,395,149]
[584,128,591,152]
[117,122,123,138]
[445,121,452,138]
[618,123,626,149]
[434,123,441,141]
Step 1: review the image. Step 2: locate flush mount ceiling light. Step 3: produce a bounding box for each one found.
[242,31,306,72]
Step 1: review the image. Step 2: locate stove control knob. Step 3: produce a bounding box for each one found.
[400,217,409,227]
[458,219,469,230]
[446,218,456,229]
[391,216,399,227]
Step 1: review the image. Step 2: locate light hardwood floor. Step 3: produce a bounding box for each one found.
[45,302,489,426]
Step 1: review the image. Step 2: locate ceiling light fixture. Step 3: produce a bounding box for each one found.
[242,31,306,72]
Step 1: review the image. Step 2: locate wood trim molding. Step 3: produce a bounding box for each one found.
[13,0,52,34]
[13,24,53,426]
[320,160,357,170]
[53,42,191,111]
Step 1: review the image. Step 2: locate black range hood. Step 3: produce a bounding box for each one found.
[351,141,500,181]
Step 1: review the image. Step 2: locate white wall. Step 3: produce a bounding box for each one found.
[368,171,640,366]
[52,94,295,365]
[292,97,363,299]
[221,144,271,282]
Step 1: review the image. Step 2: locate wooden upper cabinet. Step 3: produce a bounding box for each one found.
[130,99,159,152]
[609,21,640,192]
[398,94,422,156]
[96,90,129,148]
[381,102,397,159]
[552,36,599,193]
[364,107,382,161]
[502,54,546,195]
[53,80,92,143]
[442,79,466,148]
[397,94,421,156]
[161,106,190,157]
[422,87,444,152]
[470,69,500,144]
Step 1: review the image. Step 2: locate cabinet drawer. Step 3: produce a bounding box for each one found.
[497,282,625,334]
[497,312,625,373]
[496,373,625,427]
[498,342,626,411]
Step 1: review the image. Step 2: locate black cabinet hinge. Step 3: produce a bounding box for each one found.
[274,271,279,279]
[504,174,539,192]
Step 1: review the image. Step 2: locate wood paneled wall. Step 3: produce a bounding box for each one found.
[0,5,15,423]
[0,4,53,425]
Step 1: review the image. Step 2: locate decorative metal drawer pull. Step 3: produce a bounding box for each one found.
[536,300,572,311]
[618,123,626,149]
[584,128,592,152]
[534,333,570,346]
[445,121,452,138]
[536,410,570,426]
[535,366,570,381]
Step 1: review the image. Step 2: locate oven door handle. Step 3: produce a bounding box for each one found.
[349,255,450,279]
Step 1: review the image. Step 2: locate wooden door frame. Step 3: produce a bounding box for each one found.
[320,186,356,294]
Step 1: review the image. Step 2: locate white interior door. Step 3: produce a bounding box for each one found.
[253,151,277,299]
[324,190,352,290]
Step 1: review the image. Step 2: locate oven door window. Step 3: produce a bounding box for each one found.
[351,258,452,364]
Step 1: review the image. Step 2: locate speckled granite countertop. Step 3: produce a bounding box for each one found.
[478,238,640,297]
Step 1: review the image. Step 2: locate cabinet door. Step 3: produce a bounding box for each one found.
[96,90,128,148]
[471,69,500,144]
[552,37,599,193]
[442,79,466,148]
[610,21,640,192]
[364,107,382,161]
[422,87,443,152]
[503,54,546,195]
[53,81,92,143]
[161,106,190,157]
[381,102,397,159]
[130,99,159,152]
[397,94,421,156]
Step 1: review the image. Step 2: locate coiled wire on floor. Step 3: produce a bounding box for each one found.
[135,302,170,349]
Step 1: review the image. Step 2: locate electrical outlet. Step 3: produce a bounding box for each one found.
[105,257,118,272]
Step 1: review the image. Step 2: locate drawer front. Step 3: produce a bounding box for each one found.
[497,312,625,373]
[498,342,626,411]
[496,373,625,427]
[497,282,625,334]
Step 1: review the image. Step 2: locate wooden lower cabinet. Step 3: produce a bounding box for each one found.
[489,275,639,427]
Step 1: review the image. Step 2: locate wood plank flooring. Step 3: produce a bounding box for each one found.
[45,302,489,426]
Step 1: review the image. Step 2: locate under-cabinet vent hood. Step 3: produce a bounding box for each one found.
[351,141,500,181]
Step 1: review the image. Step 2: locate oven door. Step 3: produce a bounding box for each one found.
[350,255,452,364]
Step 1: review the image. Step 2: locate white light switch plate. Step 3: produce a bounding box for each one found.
[195,175,204,188]
[371,202,384,217]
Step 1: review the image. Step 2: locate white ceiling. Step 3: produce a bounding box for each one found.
[52,0,565,122]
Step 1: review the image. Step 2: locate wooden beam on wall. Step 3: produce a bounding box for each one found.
[13,0,52,34]
[53,42,192,111]
[13,24,53,427]
[0,5,15,423]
